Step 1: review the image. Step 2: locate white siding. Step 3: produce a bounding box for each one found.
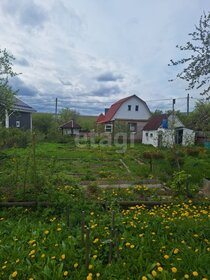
[113,96,151,120]
[142,130,158,146]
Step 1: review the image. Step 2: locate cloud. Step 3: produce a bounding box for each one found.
[15,57,30,67]
[92,85,121,97]
[96,72,123,82]
[1,0,48,29]
[9,77,37,97]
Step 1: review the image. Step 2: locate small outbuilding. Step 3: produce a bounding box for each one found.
[60,119,81,136]
[142,114,195,147]
[5,97,36,130]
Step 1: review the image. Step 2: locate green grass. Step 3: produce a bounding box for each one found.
[0,202,209,280]
[0,141,210,202]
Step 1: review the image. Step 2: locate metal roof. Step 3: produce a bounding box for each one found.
[13,97,36,113]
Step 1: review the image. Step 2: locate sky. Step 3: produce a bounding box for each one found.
[0,0,209,115]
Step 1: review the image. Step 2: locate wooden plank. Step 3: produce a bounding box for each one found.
[119,159,131,173]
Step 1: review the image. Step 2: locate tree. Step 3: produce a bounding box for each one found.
[59,108,80,124]
[0,48,18,122]
[169,12,210,99]
[184,101,210,135]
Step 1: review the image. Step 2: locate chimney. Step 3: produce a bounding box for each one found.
[105,108,109,115]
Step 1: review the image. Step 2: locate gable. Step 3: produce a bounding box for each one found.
[113,95,151,120]
[96,95,151,123]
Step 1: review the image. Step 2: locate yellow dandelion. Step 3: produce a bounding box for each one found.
[171,267,177,273]
[61,254,65,260]
[44,230,49,235]
[157,267,163,272]
[41,253,45,258]
[12,271,18,278]
[96,272,100,277]
[164,254,169,259]
[184,274,189,279]
[74,263,78,268]
[173,248,179,254]
[88,264,93,270]
[192,271,198,277]
[87,273,93,280]
[93,238,99,244]
[142,277,148,280]
[151,270,157,277]
[93,255,97,260]
[63,271,68,276]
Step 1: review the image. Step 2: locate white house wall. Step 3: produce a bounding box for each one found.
[113,96,151,120]
[142,130,158,146]
[182,128,195,146]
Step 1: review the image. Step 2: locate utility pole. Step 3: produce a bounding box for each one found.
[187,94,190,115]
[55,98,58,118]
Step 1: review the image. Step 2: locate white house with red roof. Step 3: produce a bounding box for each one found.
[142,114,195,147]
[96,95,151,141]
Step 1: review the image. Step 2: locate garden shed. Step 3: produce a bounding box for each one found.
[142,114,195,147]
[60,119,81,136]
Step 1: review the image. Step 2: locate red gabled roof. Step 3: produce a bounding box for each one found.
[143,114,167,130]
[60,120,81,129]
[96,95,138,124]
[96,113,105,123]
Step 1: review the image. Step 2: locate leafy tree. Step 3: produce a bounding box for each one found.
[0,48,18,122]
[184,101,210,135]
[59,108,80,124]
[169,12,210,99]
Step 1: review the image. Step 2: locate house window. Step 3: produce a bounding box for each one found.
[150,133,153,137]
[135,105,139,111]
[128,105,131,111]
[145,132,148,137]
[128,123,137,132]
[16,121,20,128]
[105,123,113,132]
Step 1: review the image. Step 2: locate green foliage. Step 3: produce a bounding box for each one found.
[0,48,18,121]
[170,170,199,198]
[0,128,31,148]
[59,108,80,124]
[0,203,209,279]
[169,12,210,98]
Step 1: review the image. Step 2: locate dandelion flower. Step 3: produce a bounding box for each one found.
[171,267,177,273]
[96,273,100,277]
[74,263,79,268]
[142,277,148,280]
[192,271,198,277]
[63,271,68,276]
[184,274,189,279]
[151,270,157,277]
[12,271,18,278]
[87,273,93,280]
[157,267,163,272]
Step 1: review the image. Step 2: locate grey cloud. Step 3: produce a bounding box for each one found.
[15,57,30,67]
[92,85,121,97]
[9,77,37,97]
[2,0,47,29]
[96,72,123,82]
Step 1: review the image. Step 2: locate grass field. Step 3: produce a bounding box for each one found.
[0,202,209,280]
[0,142,210,279]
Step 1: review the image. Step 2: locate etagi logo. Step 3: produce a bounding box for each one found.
[74,133,135,153]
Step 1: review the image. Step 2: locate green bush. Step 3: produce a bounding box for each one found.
[0,128,31,148]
